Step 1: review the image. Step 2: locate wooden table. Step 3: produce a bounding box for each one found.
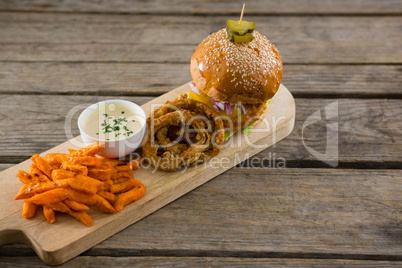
[1,1,401,266]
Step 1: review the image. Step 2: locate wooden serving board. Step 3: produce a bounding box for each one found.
[0,82,295,265]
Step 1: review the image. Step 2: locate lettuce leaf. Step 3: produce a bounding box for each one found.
[224,130,237,141]
[241,121,257,136]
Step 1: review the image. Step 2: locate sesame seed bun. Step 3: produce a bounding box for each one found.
[190,29,283,105]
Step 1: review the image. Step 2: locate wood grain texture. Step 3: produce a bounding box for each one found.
[2,169,400,261]
[0,164,12,171]
[0,63,401,97]
[0,94,400,164]
[1,0,401,14]
[0,84,295,265]
[0,0,401,265]
[0,13,401,64]
[81,168,402,258]
[1,256,402,268]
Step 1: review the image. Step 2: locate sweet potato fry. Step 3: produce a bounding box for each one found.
[65,156,103,167]
[27,188,71,205]
[68,211,93,227]
[61,188,96,205]
[16,142,146,226]
[16,170,34,184]
[64,199,89,211]
[43,206,56,224]
[127,159,141,170]
[15,179,69,200]
[110,178,138,194]
[102,158,126,168]
[43,153,66,167]
[31,154,54,178]
[114,184,146,212]
[97,191,116,205]
[22,200,36,219]
[101,180,113,191]
[60,163,88,176]
[29,164,51,182]
[51,169,76,181]
[112,171,133,181]
[111,177,130,184]
[76,175,104,192]
[115,165,132,172]
[87,167,116,181]
[92,194,116,214]
[46,202,72,213]
[68,142,104,157]
[67,177,103,195]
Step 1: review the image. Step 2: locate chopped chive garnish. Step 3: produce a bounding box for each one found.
[98,110,136,139]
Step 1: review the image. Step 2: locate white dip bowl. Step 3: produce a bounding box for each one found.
[78,99,146,158]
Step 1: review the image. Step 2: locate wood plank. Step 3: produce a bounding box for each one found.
[0,13,401,64]
[2,169,401,262]
[3,168,399,260]
[0,62,401,96]
[1,0,401,14]
[73,168,402,257]
[0,164,12,171]
[1,256,402,267]
[0,95,400,165]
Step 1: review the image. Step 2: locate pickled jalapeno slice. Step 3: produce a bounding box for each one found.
[226,19,255,43]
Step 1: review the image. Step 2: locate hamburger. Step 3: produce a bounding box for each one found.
[188,25,283,139]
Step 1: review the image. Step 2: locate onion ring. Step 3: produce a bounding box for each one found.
[142,94,224,171]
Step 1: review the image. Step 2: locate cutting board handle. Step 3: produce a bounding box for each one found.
[0,228,27,246]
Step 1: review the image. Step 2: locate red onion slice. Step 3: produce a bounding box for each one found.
[226,103,232,115]
[211,98,225,110]
[241,104,248,114]
[190,86,200,96]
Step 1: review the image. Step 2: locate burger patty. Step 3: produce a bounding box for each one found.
[222,102,267,131]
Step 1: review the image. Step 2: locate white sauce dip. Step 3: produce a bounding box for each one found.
[83,103,142,141]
